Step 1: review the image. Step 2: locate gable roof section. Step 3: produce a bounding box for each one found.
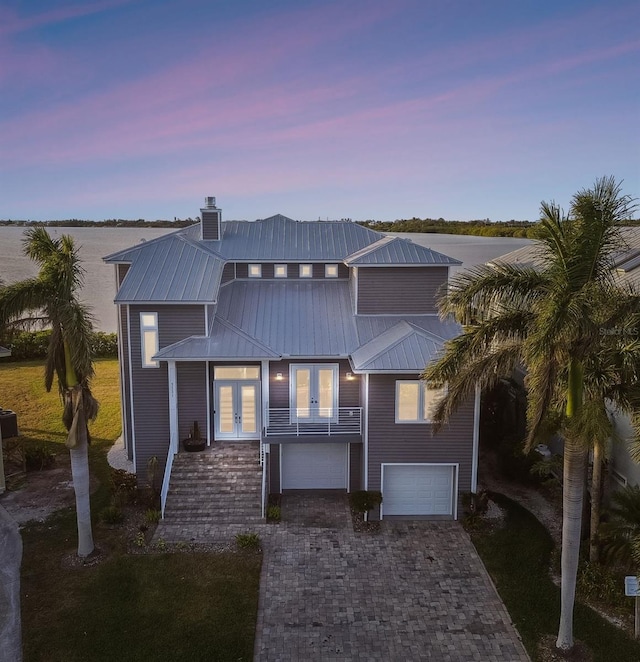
[345,236,461,266]
[204,217,383,261]
[351,320,454,372]
[154,318,280,360]
[0,346,11,358]
[114,234,225,303]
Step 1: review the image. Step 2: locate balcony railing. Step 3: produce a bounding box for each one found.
[264,407,362,437]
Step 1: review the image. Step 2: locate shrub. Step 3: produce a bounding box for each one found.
[110,468,138,505]
[235,532,261,550]
[266,505,281,522]
[24,444,56,471]
[349,490,383,515]
[145,509,161,524]
[100,505,124,525]
[0,329,117,360]
[577,561,620,604]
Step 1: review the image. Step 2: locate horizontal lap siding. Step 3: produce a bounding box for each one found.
[177,363,207,442]
[357,267,448,314]
[268,359,360,408]
[221,263,235,284]
[129,305,205,481]
[367,374,474,495]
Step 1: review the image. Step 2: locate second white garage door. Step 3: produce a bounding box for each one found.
[382,464,456,517]
[281,443,347,489]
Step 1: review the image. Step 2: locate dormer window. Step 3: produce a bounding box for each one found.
[299,264,313,278]
[248,264,262,278]
[325,264,339,278]
[274,264,288,278]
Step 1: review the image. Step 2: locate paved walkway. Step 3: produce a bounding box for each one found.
[253,492,529,662]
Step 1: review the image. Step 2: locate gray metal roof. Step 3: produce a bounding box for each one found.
[496,227,640,292]
[345,236,461,266]
[216,280,358,357]
[114,235,225,303]
[155,279,459,371]
[154,319,280,361]
[351,321,447,372]
[203,216,383,261]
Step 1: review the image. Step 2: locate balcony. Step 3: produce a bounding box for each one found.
[264,407,362,439]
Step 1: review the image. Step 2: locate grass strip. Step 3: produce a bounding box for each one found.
[470,493,640,662]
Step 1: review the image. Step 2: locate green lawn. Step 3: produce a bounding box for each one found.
[1,359,262,662]
[469,494,640,662]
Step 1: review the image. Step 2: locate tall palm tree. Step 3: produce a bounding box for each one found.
[0,228,98,557]
[423,177,639,652]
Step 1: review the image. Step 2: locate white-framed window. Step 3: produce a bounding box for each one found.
[395,380,445,423]
[325,264,339,278]
[140,312,159,368]
[274,264,288,278]
[299,264,313,278]
[248,264,262,278]
[214,366,260,380]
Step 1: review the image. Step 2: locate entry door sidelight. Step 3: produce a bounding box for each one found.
[214,381,260,439]
[290,364,338,422]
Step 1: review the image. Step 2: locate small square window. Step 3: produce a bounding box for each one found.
[274,264,287,278]
[299,264,313,278]
[248,264,262,278]
[325,264,339,278]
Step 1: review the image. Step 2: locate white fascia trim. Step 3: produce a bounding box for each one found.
[126,304,137,473]
[206,361,211,446]
[116,300,217,305]
[168,361,178,455]
[471,384,481,493]
[363,373,369,490]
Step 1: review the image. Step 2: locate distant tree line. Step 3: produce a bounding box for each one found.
[358,216,640,238]
[0,219,199,228]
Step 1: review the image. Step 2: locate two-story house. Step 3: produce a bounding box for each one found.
[104,197,480,520]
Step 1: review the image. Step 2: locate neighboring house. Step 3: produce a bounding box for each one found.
[496,229,640,491]
[104,197,480,519]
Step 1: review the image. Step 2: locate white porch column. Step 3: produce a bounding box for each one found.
[471,383,481,493]
[168,361,178,455]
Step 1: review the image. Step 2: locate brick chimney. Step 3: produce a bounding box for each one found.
[201,196,222,241]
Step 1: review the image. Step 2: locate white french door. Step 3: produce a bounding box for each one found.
[214,381,261,440]
[290,364,338,423]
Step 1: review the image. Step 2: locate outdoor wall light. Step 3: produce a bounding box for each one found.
[346,372,355,380]
[275,372,283,381]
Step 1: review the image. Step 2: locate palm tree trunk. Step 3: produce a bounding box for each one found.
[589,438,603,563]
[556,435,588,651]
[65,385,95,558]
[0,505,22,662]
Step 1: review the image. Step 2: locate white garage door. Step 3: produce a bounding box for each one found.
[382,464,455,516]
[281,443,347,489]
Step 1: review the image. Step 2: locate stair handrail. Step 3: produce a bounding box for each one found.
[160,447,176,519]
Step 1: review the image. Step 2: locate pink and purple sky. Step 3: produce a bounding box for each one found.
[1,0,638,222]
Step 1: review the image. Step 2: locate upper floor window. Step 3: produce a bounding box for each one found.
[248,264,262,278]
[274,264,288,278]
[325,264,339,278]
[299,264,313,278]
[395,380,445,423]
[140,312,159,368]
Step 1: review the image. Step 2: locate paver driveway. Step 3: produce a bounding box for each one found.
[254,492,529,662]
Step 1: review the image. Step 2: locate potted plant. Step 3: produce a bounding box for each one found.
[182,421,206,452]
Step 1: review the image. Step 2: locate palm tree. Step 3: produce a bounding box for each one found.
[423,177,639,652]
[0,228,98,557]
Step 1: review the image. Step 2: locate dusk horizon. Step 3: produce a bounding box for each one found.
[2,0,638,222]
